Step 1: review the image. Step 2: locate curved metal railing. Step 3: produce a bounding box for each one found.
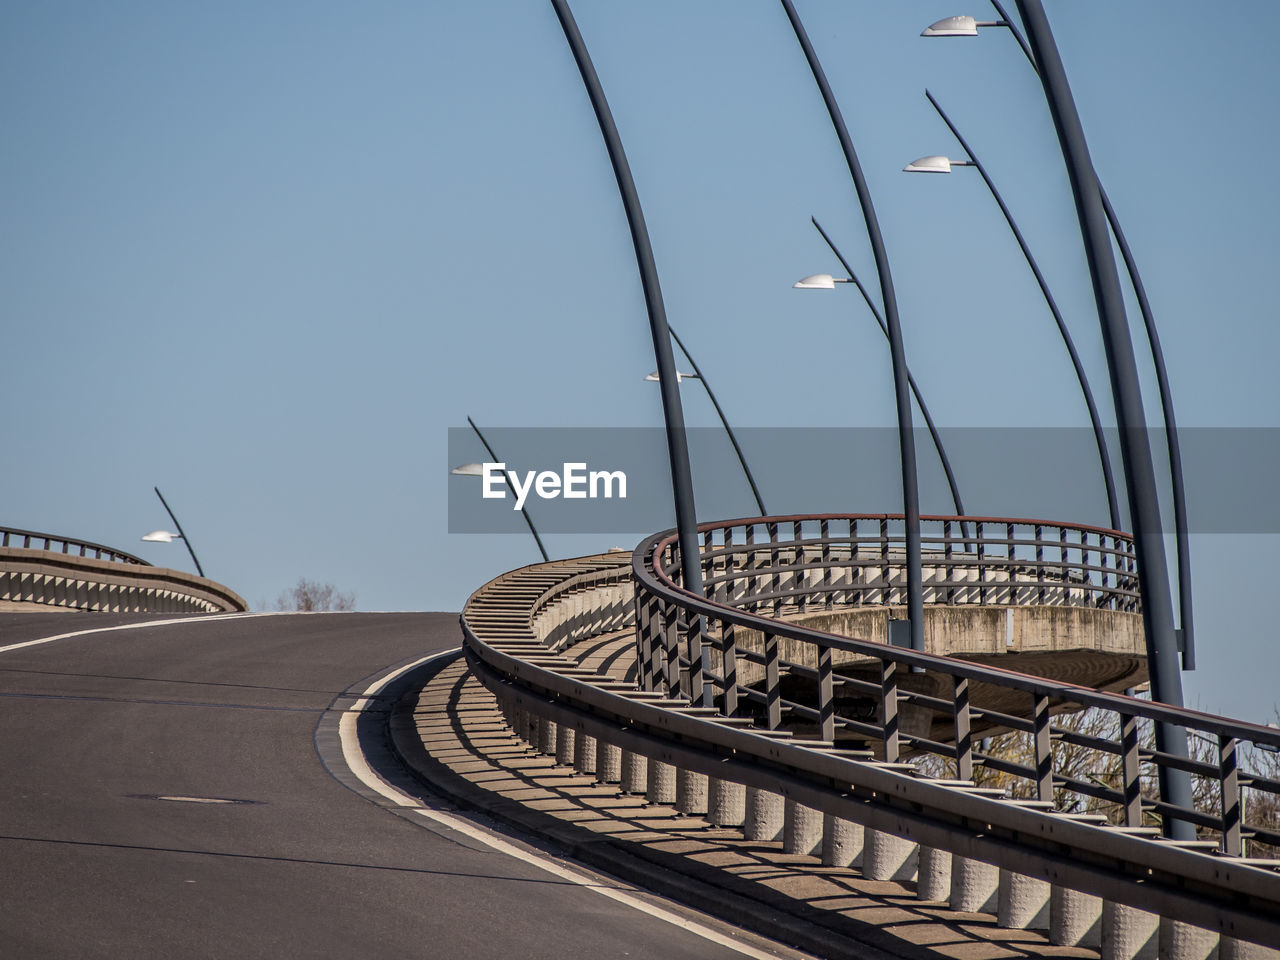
[632,514,1277,854]
[1,526,149,565]
[461,525,1280,949]
[658,513,1139,615]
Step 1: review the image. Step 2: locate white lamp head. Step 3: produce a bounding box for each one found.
[451,463,485,476]
[141,530,178,543]
[792,273,838,290]
[922,15,979,37]
[644,371,697,383]
[904,155,957,174]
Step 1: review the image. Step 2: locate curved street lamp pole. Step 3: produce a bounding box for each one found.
[926,0,1195,668]
[151,487,205,578]
[664,326,768,517]
[1013,0,1193,839]
[550,1,708,706]
[912,89,1122,532]
[461,416,550,563]
[805,217,969,534]
[780,0,924,651]
[1100,190,1194,668]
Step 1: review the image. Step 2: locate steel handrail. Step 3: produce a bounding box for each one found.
[0,526,149,566]
[633,515,1280,857]
[459,551,1280,948]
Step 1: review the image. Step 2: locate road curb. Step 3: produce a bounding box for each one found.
[386,653,931,960]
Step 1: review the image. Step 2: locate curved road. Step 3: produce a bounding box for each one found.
[0,611,780,959]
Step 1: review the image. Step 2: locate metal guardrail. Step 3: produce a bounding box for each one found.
[634,515,1279,855]
[461,523,1280,950]
[0,526,245,613]
[0,526,149,566]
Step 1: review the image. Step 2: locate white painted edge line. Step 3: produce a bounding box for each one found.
[0,611,289,655]
[337,648,791,960]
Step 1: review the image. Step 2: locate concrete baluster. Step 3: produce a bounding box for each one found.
[620,750,648,794]
[782,799,822,856]
[536,716,557,756]
[998,870,1050,930]
[1220,938,1280,960]
[646,759,677,805]
[950,856,998,914]
[1159,920,1219,960]
[744,787,784,842]
[916,846,951,901]
[1051,886,1101,947]
[707,779,745,827]
[863,829,917,882]
[1101,902,1159,960]
[675,769,708,815]
[822,816,863,868]
[573,733,597,775]
[555,725,576,766]
[596,741,622,783]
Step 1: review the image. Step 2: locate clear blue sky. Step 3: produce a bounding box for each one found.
[3,3,1276,721]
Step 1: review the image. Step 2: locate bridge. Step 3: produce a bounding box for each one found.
[460,514,1280,960]
[3,519,1277,959]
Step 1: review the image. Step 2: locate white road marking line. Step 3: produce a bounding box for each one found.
[338,649,791,960]
[0,612,287,655]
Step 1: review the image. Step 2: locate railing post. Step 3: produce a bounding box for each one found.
[1036,524,1046,605]
[768,521,781,618]
[881,659,900,763]
[1219,734,1242,857]
[1120,712,1143,827]
[978,521,988,606]
[722,621,739,716]
[664,609,683,699]
[1033,693,1053,801]
[765,631,781,730]
[954,675,973,781]
[820,518,833,610]
[634,591,651,691]
[818,644,835,742]
[686,615,711,708]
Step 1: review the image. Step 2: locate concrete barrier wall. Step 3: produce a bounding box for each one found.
[0,547,247,614]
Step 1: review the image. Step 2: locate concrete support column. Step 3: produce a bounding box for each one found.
[916,846,951,901]
[998,870,1050,930]
[950,856,998,914]
[782,800,822,856]
[1220,938,1280,960]
[743,787,784,842]
[863,829,918,882]
[707,779,745,827]
[1159,920,1219,960]
[1101,901,1159,960]
[646,759,676,805]
[821,816,863,868]
[620,750,648,795]
[675,769,708,816]
[536,716,557,756]
[573,733,597,776]
[1051,886,1102,948]
[525,712,541,751]
[596,741,622,784]
[555,726,576,767]
[508,706,526,743]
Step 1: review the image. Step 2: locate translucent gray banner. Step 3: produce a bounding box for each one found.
[447,427,1280,535]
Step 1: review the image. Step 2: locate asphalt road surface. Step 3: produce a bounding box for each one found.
[0,611,774,959]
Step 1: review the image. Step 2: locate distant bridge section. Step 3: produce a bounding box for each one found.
[0,527,246,614]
